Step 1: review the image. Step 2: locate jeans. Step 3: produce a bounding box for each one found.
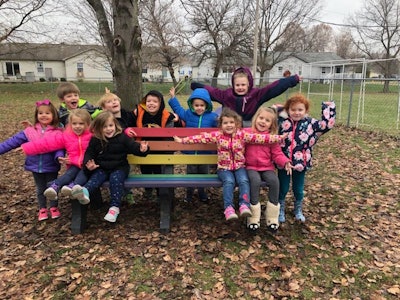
[278,169,306,206]
[217,168,250,209]
[51,166,88,187]
[85,169,128,208]
[32,171,58,209]
[247,169,279,205]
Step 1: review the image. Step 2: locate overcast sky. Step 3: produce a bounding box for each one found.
[320,0,364,25]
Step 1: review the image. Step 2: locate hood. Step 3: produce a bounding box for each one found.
[231,67,254,94]
[140,90,166,112]
[187,88,213,112]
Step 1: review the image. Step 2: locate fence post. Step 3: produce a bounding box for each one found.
[347,74,355,127]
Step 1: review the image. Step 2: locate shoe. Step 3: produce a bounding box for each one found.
[44,183,59,200]
[224,206,238,221]
[279,205,286,223]
[239,204,252,218]
[104,206,120,222]
[60,182,75,197]
[71,185,91,205]
[247,203,261,231]
[49,207,61,219]
[38,208,48,221]
[183,197,193,203]
[294,207,306,222]
[266,202,280,234]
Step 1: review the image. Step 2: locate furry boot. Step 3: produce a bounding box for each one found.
[294,200,305,222]
[247,203,261,231]
[266,202,280,233]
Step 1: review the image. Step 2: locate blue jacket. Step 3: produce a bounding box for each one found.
[169,88,218,154]
[0,124,64,173]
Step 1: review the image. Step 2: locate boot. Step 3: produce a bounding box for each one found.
[278,200,286,223]
[266,202,280,233]
[247,203,261,231]
[294,200,305,222]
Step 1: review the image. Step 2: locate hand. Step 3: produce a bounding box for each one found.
[285,161,293,175]
[58,156,70,165]
[126,128,137,138]
[140,140,148,152]
[172,113,179,122]
[85,159,99,171]
[13,147,23,153]
[20,120,32,128]
[269,133,288,143]
[173,136,182,143]
[169,87,175,98]
[105,87,111,93]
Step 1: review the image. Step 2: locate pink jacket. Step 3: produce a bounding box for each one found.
[22,126,92,168]
[181,129,279,171]
[245,129,289,171]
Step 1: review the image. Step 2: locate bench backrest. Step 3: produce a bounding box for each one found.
[127,127,218,165]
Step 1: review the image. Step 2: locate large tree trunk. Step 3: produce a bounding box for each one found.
[87,0,142,110]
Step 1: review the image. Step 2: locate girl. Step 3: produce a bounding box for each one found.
[275,94,336,223]
[174,108,286,221]
[245,107,292,233]
[0,100,64,221]
[71,111,149,223]
[21,109,93,206]
[191,67,300,127]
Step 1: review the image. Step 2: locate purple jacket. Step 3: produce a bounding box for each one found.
[191,67,300,121]
[0,123,64,173]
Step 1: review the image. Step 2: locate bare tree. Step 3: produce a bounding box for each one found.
[335,30,359,59]
[351,0,400,92]
[0,0,50,42]
[139,0,186,86]
[180,0,253,86]
[85,0,142,109]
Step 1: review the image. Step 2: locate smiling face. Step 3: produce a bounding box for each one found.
[103,117,116,138]
[70,115,87,136]
[254,110,274,132]
[233,76,250,96]
[288,102,307,122]
[37,105,54,127]
[191,99,207,115]
[102,97,121,115]
[63,92,80,110]
[145,95,161,115]
[220,116,238,135]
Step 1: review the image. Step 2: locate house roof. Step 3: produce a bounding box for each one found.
[0,43,104,61]
[291,52,344,63]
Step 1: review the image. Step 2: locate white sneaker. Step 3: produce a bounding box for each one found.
[104,206,120,223]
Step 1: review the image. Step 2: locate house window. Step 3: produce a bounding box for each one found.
[321,67,326,74]
[5,62,20,76]
[37,62,44,73]
[278,66,283,72]
[142,67,148,74]
[77,62,84,73]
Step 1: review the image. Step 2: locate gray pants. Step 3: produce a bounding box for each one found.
[247,169,279,205]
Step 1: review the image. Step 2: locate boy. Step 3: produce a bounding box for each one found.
[125,90,176,201]
[168,87,218,202]
[191,67,300,127]
[57,82,102,126]
[98,91,135,130]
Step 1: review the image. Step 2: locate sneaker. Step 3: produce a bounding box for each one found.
[104,206,120,222]
[224,206,238,221]
[49,207,61,219]
[183,197,193,203]
[239,204,252,218]
[38,208,48,221]
[294,208,305,222]
[71,185,91,205]
[44,183,59,201]
[60,182,75,197]
[279,206,286,223]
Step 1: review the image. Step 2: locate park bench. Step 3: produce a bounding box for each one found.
[70,127,220,234]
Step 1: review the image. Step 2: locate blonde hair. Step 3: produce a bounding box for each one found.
[68,109,91,128]
[90,111,122,142]
[98,92,121,108]
[56,82,80,100]
[218,107,242,129]
[232,70,249,82]
[251,106,278,134]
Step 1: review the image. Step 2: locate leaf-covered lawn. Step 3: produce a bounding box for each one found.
[0,99,399,299]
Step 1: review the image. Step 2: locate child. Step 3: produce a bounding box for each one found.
[168,86,218,203]
[125,90,176,201]
[98,92,135,130]
[21,109,92,205]
[245,107,292,233]
[275,94,336,223]
[0,100,64,221]
[174,108,286,221]
[191,66,300,127]
[71,111,149,222]
[56,82,102,126]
